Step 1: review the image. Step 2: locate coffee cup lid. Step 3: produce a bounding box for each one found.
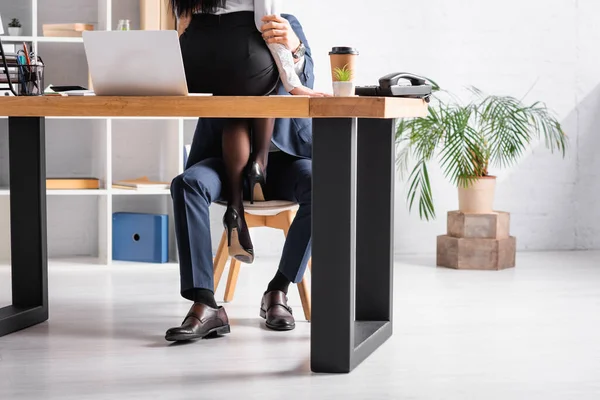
[329,47,359,55]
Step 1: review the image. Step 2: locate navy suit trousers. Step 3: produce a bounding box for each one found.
[171,152,312,300]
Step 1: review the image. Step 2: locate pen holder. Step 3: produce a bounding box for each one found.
[17,64,44,96]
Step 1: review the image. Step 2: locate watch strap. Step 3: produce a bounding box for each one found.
[293,42,305,59]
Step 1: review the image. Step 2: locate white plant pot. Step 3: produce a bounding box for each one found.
[458,176,496,214]
[333,81,355,97]
[8,27,22,36]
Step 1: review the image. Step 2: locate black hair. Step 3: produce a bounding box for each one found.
[170,0,227,17]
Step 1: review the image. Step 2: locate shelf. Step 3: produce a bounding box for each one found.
[0,189,108,196]
[111,188,171,196]
[0,35,84,43]
[0,36,35,43]
[1,116,187,121]
[48,256,105,265]
[0,0,182,264]
[37,36,85,43]
[48,189,107,196]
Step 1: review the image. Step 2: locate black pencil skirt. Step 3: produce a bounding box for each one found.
[179,11,280,96]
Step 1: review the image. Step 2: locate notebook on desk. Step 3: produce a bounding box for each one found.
[83,30,196,96]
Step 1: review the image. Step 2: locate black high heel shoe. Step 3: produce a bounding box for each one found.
[247,161,266,204]
[223,206,254,264]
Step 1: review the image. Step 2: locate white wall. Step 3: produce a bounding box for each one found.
[2,0,599,259]
[265,0,598,255]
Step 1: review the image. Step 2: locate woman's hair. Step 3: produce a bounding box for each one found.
[170,0,227,17]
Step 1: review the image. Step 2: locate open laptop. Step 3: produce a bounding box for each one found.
[82,30,189,96]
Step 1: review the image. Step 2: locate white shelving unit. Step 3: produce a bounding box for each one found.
[0,0,189,264]
[1,35,84,44]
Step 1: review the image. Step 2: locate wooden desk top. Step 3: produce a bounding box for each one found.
[0,96,427,119]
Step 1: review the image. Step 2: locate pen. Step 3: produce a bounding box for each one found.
[15,55,28,95]
[23,43,34,86]
[23,43,31,66]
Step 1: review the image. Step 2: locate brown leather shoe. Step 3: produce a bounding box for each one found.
[260,290,295,331]
[165,303,230,341]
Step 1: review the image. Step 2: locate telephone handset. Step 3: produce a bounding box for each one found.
[379,72,427,89]
[355,72,432,100]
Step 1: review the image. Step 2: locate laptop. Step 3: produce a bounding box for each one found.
[82,30,189,96]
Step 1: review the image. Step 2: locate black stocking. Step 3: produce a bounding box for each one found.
[222,119,251,210]
[250,118,276,171]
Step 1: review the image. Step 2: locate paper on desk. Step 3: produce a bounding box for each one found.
[62,90,95,96]
[43,85,95,96]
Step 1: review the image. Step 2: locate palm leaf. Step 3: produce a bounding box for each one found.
[479,95,532,168]
[396,104,446,176]
[438,105,486,187]
[527,102,567,156]
[406,160,435,220]
[478,94,567,168]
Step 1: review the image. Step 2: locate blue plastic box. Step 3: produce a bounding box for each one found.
[112,212,168,263]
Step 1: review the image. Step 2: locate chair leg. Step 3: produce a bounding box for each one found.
[213,230,229,291]
[297,274,311,321]
[224,258,242,303]
[279,210,312,322]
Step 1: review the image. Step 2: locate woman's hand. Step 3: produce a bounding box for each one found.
[261,15,301,52]
[290,86,332,97]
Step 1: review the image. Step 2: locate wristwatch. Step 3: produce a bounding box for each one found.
[292,41,306,60]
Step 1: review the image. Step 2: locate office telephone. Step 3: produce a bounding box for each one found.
[356,72,432,100]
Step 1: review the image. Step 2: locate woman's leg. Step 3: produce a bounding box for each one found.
[247,118,275,203]
[222,119,251,209]
[250,118,276,170]
[222,118,254,263]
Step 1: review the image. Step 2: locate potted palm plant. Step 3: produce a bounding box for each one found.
[396,88,567,220]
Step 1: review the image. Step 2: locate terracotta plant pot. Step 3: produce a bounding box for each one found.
[458,176,496,213]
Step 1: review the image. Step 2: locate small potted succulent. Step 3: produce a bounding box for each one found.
[332,65,355,97]
[8,18,22,36]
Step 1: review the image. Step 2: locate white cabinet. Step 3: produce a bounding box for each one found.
[0,0,187,263]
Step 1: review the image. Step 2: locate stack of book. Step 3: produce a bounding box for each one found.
[113,176,170,191]
[46,178,100,190]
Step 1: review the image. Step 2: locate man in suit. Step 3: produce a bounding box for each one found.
[167,14,320,341]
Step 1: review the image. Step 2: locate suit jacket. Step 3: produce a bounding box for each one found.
[185,14,314,169]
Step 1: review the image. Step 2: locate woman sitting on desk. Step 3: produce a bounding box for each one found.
[172,0,326,264]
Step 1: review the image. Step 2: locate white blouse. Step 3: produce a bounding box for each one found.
[212,0,302,92]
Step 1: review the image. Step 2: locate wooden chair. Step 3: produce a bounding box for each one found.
[213,201,312,321]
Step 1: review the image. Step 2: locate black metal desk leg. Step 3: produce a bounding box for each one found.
[0,117,48,337]
[311,118,357,373]
[311,117,396,373]
[353,118,395,366]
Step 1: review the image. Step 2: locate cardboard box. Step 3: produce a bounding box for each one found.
[42,23,94,37]
[140,0,176,31]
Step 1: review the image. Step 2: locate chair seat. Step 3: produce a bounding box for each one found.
[215,200,299,216]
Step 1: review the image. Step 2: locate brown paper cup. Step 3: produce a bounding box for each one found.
[329,47,359,82]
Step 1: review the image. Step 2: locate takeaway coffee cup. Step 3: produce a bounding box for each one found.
[329,46,359,82]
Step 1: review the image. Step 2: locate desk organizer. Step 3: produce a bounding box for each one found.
[112,212,169,263]
[0,63,44,96]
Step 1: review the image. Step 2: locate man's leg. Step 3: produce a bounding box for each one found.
[166,158,231,341]
[260,152,312,331]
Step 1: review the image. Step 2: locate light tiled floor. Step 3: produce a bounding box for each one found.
[1,252,600,399]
